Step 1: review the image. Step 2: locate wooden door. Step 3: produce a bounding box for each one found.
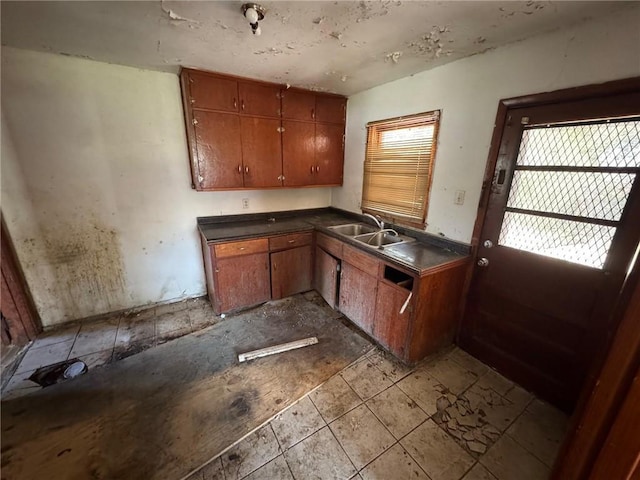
[193,110,243,189]
[215,253,270,312]
[281,90,316,121]
[374,282,412,358]
[315,247,339,308]
[461,92,640,409]
[315,95,346,124]
[339,262,377,335]
[240,117,283,188]
[187,71,238,112]
[238,82,281,117]
[282,121,315,186]
[315,123,344,185]
[271,245,313,299]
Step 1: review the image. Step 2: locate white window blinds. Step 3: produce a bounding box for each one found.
[361,110,440,227]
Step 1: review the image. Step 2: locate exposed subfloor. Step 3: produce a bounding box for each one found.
[1,292,568,480]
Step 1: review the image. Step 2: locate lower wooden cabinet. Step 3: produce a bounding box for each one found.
[339,262,378,335]
[203,231,313,314]
[374,281,412,358]
[215,253,270,313]
[271,245,312,299]
[314,247,339,308]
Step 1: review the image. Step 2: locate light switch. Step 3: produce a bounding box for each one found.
[454,190,465,205]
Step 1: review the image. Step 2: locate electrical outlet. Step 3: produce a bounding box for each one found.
[242,198,250,210]
[454,190,465,205]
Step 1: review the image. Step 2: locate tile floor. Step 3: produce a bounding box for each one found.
[1,296,218,400]
[1,293,569,480]
[186,347,568,480]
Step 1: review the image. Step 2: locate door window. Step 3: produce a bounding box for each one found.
[498,118,640,268]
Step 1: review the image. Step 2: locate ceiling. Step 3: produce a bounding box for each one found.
[1,1,633,95]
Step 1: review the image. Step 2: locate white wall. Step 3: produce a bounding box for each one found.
[1,47,331,327]
[333,8,640,243]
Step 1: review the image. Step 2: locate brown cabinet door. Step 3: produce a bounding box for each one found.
[315,247,339,308]
[193,110,243,189]
[271,245,313,299]
[374,282,412,359]
[239,82,281,117]
[339,262,378,334]
[282,120,315,186]
[315,95,346,124]
[188,72,239,112]
[315,123,344,185]
[240,117,283,187]
[215,252,270,313]
[281,90,316,121]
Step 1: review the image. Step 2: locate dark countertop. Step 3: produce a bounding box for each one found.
[197,208,469,276]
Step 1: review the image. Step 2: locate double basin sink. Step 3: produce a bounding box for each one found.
[327,223,415,249]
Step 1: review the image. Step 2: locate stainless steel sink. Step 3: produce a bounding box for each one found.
[353,231,410,248]
[328,223,377,236]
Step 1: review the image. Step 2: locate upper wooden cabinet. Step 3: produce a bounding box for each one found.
[316,95,347,124]
[238,82,281,117]
[181,68,346,191]
[189,72,239,112]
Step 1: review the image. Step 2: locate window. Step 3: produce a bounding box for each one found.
[361,110,440,227]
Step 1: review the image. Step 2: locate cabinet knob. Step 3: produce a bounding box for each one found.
[288,239,296,244]
[316,165,320,173]
[190,98,195,104]
[245,166,249,174]
[233,98,237,109]
[310,165,314,174]
[311,108,315,120]
[192,118,198,126]
[237,165,242,174]
[241,100,245,111]
[277,127,285,133]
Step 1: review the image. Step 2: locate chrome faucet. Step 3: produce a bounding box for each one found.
[363,213,384,230]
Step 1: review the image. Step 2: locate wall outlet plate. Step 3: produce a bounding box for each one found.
[454,190,465,205]
[242,198,250,209]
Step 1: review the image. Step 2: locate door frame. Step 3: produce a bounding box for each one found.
[1,217,41,344]
[457,77,640,480]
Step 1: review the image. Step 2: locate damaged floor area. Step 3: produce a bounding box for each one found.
[0,294,371,479]
[187,346,568,480]
[1,292,568,480]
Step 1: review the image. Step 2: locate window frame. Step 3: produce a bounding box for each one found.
[361,110,441,229]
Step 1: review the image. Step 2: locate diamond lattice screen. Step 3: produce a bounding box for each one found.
[498,118,640,269]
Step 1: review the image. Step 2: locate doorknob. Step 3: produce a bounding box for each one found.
[483,240,494,248]
[477,258,489,267]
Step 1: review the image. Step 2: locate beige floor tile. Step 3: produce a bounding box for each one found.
[242,455,293,480]
[156,310,192,339]
[189,457,225,480]
[329,404,395,470]
[396,370,444,416]
[272,396,326,450]
[155,299,190,316]
[462,463,497,480]
[422,357,478,395]
[366,385,427,439]
[447,347,489,377]
[222,425,281,480]
[507,399,568,466]
[77,349,113,370]
[475,370,513,396]
[70,320,119,357]
[16,339,74,374]
[463,384,527,432]
[341,357,394,401]
[310,374,362,423]
[115,316,155,348]
[401,419,475,480]
[360,443,430,480]
[480,435,550,480]
[189,306,219,331]
[284,426,356,480]
[30,324,80,350]
[367,350,414,383]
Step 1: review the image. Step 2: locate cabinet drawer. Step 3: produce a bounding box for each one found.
[214,238,268,258]
[269,232,312,251]
[343,244,381,275]
[317,233,343,258]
